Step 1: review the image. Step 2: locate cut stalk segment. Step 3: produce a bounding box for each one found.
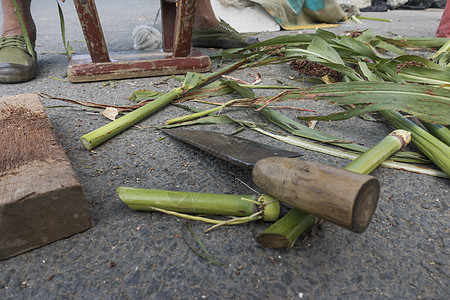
[117,187,280,224]
[256,209,316,249]
[345,129,411,175]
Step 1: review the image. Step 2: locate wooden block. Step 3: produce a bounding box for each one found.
[0,93,91,260]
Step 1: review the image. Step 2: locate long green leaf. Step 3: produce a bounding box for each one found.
[56,1,72,60]
[259,106,429,163]
[294,82,450,125]
[227,80,256,98]
[371,40,409,55]
[182,221,224,266]
[376,36,450,49]
[333,35,380,61]
[307,37,345,65]
[358,61,381,81]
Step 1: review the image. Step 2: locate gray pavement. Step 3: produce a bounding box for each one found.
[1,1,449,299]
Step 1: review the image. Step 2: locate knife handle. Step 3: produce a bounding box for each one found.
[252,157,380,233]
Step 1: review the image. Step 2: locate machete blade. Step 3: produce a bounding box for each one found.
[162,128,302,169]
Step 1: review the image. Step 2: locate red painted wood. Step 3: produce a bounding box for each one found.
[173,0,198,57]
[68,49,211,82]
[160,0,177,52]
[73,0,110,63]
[69,0,209,82]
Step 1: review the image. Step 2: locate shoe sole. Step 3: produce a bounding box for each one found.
[0,62,36,84]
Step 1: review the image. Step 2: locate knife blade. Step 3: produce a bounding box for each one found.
[162,128,302,169]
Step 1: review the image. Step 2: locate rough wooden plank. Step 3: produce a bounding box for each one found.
[0,93,91,260]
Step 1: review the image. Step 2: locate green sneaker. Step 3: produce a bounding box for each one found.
[0,35,36,83]
[192,20,258,49]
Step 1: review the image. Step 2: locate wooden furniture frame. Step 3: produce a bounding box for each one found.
[68,0,211,82]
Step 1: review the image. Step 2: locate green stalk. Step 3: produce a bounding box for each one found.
[166,99,238,125]
[355,16,392,22]
[80,58,249,150]
[420,121,450,147]
[345,130,411,175]
[238,84,298,89]
[253,127,448,178]
[255,209,316,249]
[80,87,183,150]
[380,111,450,176]
[256,129,411,249]
[117,187,280,223]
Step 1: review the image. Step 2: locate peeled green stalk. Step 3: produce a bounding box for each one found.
[256,129,411,249]
[117,187,280,223]
[166,99,238,125]
[380,111,450,176]
[80,58,249,150]
[80,87,183,150]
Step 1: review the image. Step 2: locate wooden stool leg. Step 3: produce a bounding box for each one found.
[68,0,211,82]
[160,0,177,52]
[173,0,198,57]
[73,0,110,63]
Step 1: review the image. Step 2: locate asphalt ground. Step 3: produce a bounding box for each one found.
[1,1,449,299]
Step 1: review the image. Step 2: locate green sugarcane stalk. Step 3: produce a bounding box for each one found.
[256,129,411,249]
[80,58,249,150]
[420,121,450,147]
[166,99,239,125]
[345,130,411,174]
[255,209,316,249]
[253,127,447,178]
[355,16,392,22]
[80,87,183,150]
[380,111,450,176]
[117,187,280,223]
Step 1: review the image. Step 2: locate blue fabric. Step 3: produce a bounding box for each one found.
[286,0,305,14]
[304,0,326,11]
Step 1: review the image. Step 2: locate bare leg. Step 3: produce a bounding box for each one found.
[436,2,450,38]
[194,0,220,29]
[1,0,35,42]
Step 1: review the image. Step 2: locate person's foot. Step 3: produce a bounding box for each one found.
[192,20,258,49]
[0,35,36,83]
